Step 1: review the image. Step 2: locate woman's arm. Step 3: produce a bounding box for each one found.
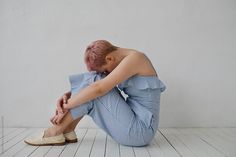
[64,53,144,110]
[64,83,103,109]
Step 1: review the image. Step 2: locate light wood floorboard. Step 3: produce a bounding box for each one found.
[0,127,235,157]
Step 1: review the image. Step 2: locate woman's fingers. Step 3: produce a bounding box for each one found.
[53,115,58,124]
[55,109,58,116]
[56,96,64,112]
[56,95,68,114]
[62,95,67,104]
[56,102,64,114]
[55,111,68,124]
[50,109,58,125]
[50,115,57,125]
[55,115,62,124]
[56,93,70,115]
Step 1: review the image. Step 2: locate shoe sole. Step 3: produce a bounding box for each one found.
[65,138,78,143]
[24,140,66,146]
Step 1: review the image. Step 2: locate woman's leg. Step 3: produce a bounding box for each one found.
[58,72,147,146]
[88,87,137,144]
[44,111,75,137]
[63,116,84,133]
[68,72,143,146]
[43,72,97,137]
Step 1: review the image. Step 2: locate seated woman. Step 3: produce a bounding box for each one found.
[24,40,166,147]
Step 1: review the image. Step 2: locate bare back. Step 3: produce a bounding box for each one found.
[124,49,158,77]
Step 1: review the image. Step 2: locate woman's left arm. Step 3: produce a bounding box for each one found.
[63,53,144,110]
[64,82,105,109]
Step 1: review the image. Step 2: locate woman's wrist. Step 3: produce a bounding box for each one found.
[63,99,71,110]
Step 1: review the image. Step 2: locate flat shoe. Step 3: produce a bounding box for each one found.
[24,130,66,146]
[64,131,78,143]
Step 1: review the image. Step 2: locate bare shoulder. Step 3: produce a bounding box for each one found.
[126,51,146,61]
[127,49,148,63]
[126,50,158,76]
[126,49,145,56]
[126,49,151,62]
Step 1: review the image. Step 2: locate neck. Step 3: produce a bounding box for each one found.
[112,47,130,64]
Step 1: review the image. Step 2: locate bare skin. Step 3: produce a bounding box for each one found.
[44,47,158,138]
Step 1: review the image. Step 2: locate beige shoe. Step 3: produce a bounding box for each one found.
[64,131,78,143]
[24,130,66,146]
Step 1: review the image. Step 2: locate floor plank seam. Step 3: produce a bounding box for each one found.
[88,129,97,157]
[4,128,27,144]
[3,128,34,154]
[0,128,18,139]
[132,146,136,157]
[104,134,107,157]
[171,128,198,157]
[42,146,53,157]
[146,146,152,157]
[56,145,66,157]
[27,146,40,157]
[118,143,121,157]
[197,136,227,157]
[73,128,88,157]
[158,129,182,157]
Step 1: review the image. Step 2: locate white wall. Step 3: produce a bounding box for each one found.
[0,0,236,128]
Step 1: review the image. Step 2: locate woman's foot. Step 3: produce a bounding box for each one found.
[62,125,78,143]
[44,125,78,143]
[24,129,65,146]
[63,131,78,143]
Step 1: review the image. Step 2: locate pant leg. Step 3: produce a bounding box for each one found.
[68,71,149,146]
[68,72,96,119]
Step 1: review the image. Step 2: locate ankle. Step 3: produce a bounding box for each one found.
[44,127,62,137]
[63,127,74,134]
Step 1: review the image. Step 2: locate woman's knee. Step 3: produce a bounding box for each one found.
[69,72,106,95]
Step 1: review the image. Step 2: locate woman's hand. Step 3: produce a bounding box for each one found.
[50,109,68,125]
[50,92,71,125]
[56,92,71,114]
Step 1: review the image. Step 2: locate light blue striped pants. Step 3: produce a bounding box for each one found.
[69,72,155,146]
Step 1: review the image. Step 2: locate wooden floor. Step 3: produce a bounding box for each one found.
[0,127,236,157]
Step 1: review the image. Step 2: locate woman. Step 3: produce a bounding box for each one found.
[24,40,166,147]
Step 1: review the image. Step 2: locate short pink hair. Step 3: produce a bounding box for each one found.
[84,40,118,72]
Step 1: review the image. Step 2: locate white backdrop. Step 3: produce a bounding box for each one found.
[0,0,236,128]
